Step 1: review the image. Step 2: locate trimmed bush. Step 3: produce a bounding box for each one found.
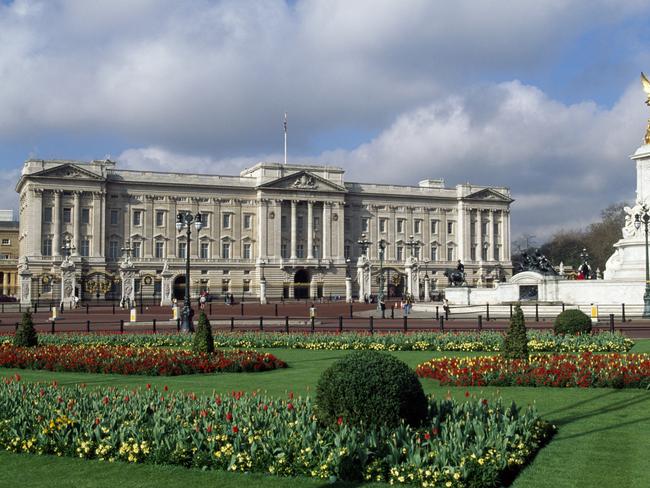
[503,304,528,360]
[554,309,592,335]
[14,311,38,348]
[315,350,427,428]
[192,312,214,354]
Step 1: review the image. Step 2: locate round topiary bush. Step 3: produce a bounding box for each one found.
[554,309,592,335]
[315,350,427,428]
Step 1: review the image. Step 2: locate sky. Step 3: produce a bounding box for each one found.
[1,0,650,245]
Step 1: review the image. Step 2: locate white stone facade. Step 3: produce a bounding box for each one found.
[16,159,513,302]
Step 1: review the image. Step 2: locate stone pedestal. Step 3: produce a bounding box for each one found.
[160,266,173,306]
[120,266,138,308]
[405,257,419,298]
[424,277,430,301]
[60,259,76,308]
[259,278,267,304]
[310,277,318,300]
[356,256,371,302]
[19,270,32,306]
[345,276,352,303]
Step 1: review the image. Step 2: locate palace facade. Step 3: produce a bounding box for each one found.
[16,159,512,302]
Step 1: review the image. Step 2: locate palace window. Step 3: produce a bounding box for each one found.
[81,208,90,225]
[314,216,320,228]
[397,219,404,233]
[494,246,500,261]
[133,210,142,226]
[132,242,141,258]
[42,239,52,256]
[43,207,53,223]
[243,243,252,259]
[471,245,477,261]
[414,219,422,234]
[396,246,403,261]
[482,244,488,261]
[178,242,187,259]
[447,221,454,234]
[447,246,454,261]
[243,279,251,293]
[80,239,90,257]
[155,241,165,258]
[63,207,72,224]
[281,243,288,258]
[222,242,231,259]
[379,218,387,233]
[1,239,9,245]
[430,245,438,261]
[110,209,119,225]
[222,279,230,293]
[361,218,369,233]
[222,213,231,229]
[482,221,488,236]
[108,241,120,260]
[243,214,252,229]
[156,210,165,227]
[430,219,438,234]
[313,245,320,258]
[297,244,304,258]
[344,245,350,259]
[493,221,500,236]
[200,242,210,259]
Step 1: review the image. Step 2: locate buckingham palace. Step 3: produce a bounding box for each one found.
[16,158,512,304]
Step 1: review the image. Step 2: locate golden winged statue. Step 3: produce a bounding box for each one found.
[642,72,650,144]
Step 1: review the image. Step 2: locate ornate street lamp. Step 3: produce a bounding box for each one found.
[377,239,387,313]
[634,206,650,317]
[62,238,75,260]
[345,258,351,278]
[405,235,421,258]
[357,233,371,256]
[176,211,203,332]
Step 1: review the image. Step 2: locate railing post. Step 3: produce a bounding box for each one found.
[609,313,615,333]
[509,303,513,319]
[240,303,244,316]
[209,303,212,315]
[260,316,264,332]
[486,303,490,321]
[152,319,157,334]
[311,316,315,333]
[445,306,449,320]
[19,303,21,313]
[439,316,444,332]
[369,316,374,334]
[2,303,4,313]
[176,318,180,332]
[622,303,626,322]
[535,303,539,322]
[285,316,289,333]
[275,303,278,317]
[435,305,439,320]
[338,315,343,332]
[403,315,408,332]
[86,320,90,333]
[112,303,115,315]
[349,303,353,319]
[86,303,89,314]
[120,319,124,334]
[391,305,395,319]
[478,314,483,331]
[34,303,38,314]
[230,317,235,332]
[561,302,565,312]
[51,320,55,334]
[14,322,18,332]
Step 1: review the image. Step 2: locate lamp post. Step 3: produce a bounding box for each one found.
[405,235,421,258]
[345,258,351,278]
[176,211,203,332]
[357,233,371,256]
[377,239,387,311]
[634,205,650,317]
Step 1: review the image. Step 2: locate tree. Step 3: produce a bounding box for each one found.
[14,311,38,348]
[503,305,528,360]
[192,312,214,354]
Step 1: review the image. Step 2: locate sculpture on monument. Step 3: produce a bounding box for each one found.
[515,249,558,275]
[444,260,465,287]
[641,72,650,145]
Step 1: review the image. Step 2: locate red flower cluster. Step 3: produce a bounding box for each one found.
[0,344,286,376]
[416,352,650,388]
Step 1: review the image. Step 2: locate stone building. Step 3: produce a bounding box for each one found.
[0,212,19,298]
[16,158,512,303]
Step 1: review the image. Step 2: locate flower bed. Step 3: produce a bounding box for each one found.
[1,330,634,353]
[0,377,554,487]
[0,344,286,376]
[416,352,650,388]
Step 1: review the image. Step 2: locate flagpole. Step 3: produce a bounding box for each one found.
[283,112,287,165]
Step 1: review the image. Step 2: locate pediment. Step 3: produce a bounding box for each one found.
[465,188,512,202]
[30,163,104,181]
[258,171,346,192]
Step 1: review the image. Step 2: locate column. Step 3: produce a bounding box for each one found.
[53,190,62,257]
[257,198,267,259]
[503,210,511,261]
[232,199,242,259]
[290,200,297,259]
[322,203,330,259]
[307,201,314,259]
[487,209,494,261]
[272,199,282,258]
[476,209,483,261]
[337,202,345,259]
[92,192,103,257]
[72,191,81,256]
[31,189,43,257]
[167,196,177,258]
[388,206,396,260]
[145,196,154,258]
[2,273,7,295]
[191,198,200,258]
[456,200,465,262]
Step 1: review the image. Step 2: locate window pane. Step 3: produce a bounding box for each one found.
[156,211,164,227]
[110,210,119,225]
[63,208,72,223]
[81,208,90,224]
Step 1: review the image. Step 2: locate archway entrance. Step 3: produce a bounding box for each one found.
[173,275,186,301]
[293,269,311,299]
[385,268,405,298]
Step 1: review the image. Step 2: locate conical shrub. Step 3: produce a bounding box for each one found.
[14,311,38,348]
[503,304,528,360]
[192,311,214,354]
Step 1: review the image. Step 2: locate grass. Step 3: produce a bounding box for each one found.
[0,340,649,487]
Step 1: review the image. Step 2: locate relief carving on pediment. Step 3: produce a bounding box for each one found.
[292,174,318,190]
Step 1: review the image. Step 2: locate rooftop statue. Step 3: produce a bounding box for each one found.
[642,72,650,145]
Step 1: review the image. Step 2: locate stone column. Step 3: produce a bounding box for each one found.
[168,196,178,258]
[336,202,345,259]
[145,196,154,258]
[456,200,465,262]
[31,189,43,257]
[388,206,397,260]
[191,198,200,259]
[53,190,62,257]
[487,209,494,261]
[322,203,330,259]
[259,278,267,304]
[424,275,430,301]
[72,191,81,256]
[2,272,8,295]
[476,209,483,261]
[502,210,510,261]
[307,201,314,259]
[271,199,282,258]
[290,200,297,259]
[309,276,318,300]
[345,276,352,303]
[92,192,102,257]
[19,268,32,306]
[257,198,267,259]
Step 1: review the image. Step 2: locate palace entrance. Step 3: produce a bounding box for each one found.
[173,275,186,301]
[293,269,311,299]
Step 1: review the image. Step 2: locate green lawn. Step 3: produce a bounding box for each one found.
[0,341,649,488]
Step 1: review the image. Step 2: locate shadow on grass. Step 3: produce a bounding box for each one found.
[554,415,650,442]
[551,392,650,428]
